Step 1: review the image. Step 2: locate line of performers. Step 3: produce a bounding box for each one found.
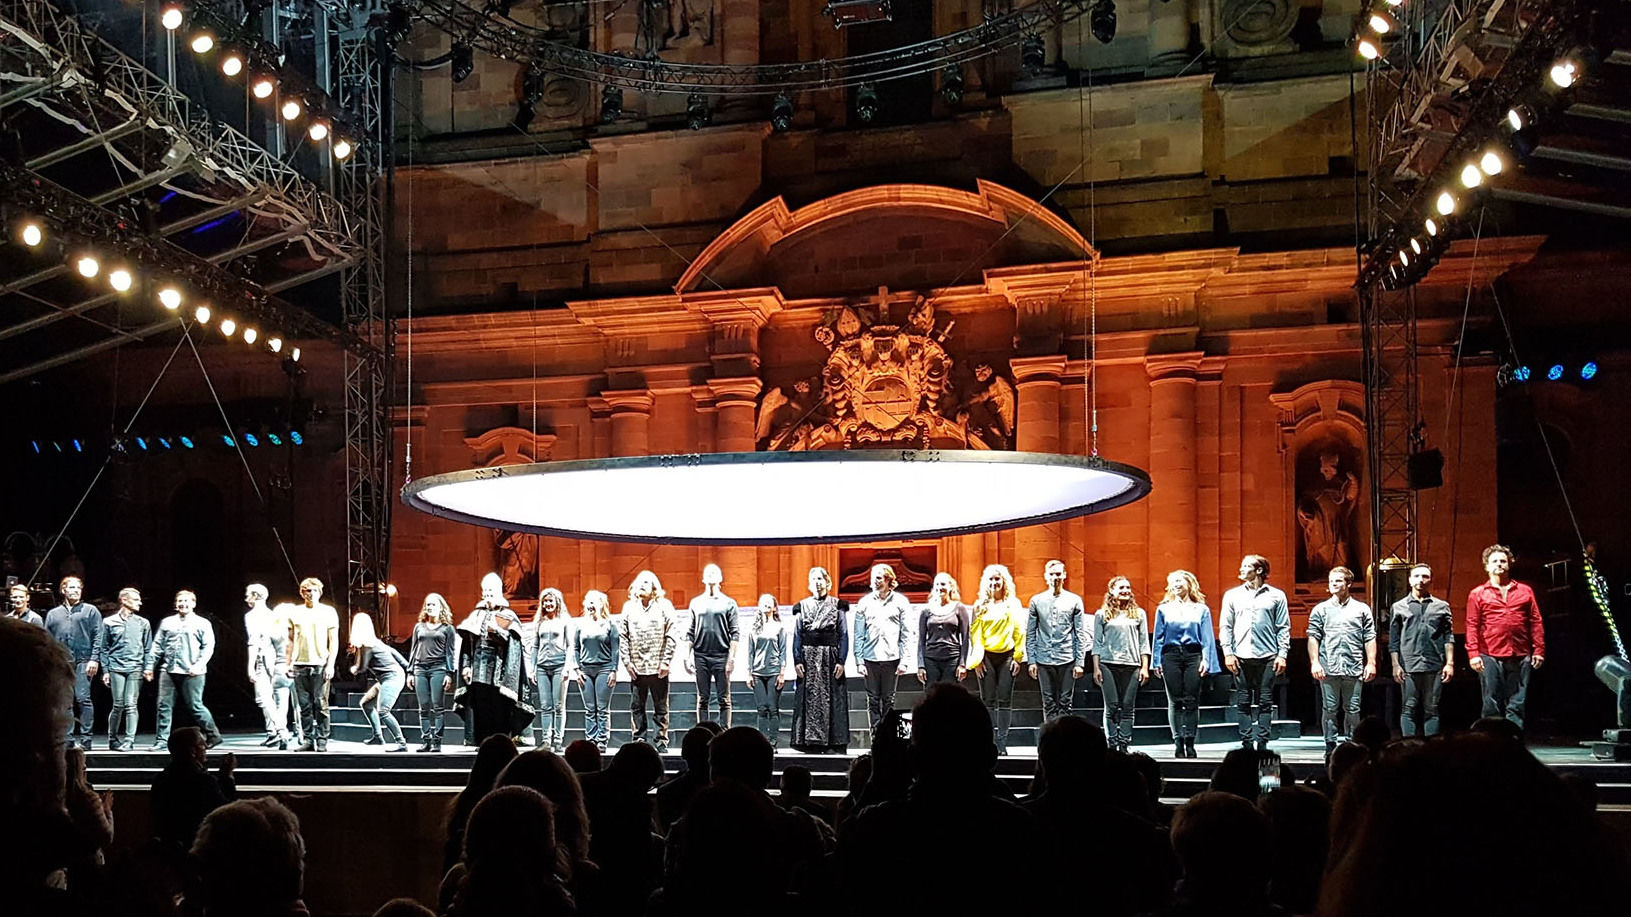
[5,543,1540,756]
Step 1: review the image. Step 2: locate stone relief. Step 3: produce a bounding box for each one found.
[1216,0,1301,58]
[651,0,714,50]
[494,529,540,600]
[1295,442,1361,581]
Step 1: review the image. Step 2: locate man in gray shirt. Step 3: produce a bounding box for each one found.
[45,575,104,748]
[146,590,223,748]
[1390,564,1455,736]
[96,587,153,751]
[1219,554,1291,751]
[7,582,44,627]
[1025,560,1090,722]
[1307,566,1376,753]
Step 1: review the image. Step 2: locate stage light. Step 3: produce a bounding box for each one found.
[290,346,301,362]
[332,138,353,160]
[940,65,964,105]
[190,32,214,54]
[1460,163,1483,188]
[855,83,879,123]
[1581,361,1598,380]
[1383,0,1402,5]
[1368,12,1393,34]
[244,433,259,447]
[268,337,283,353]
[450,43,474,83]
[251,75,276,99]
[1088,0,1116,45]
[1399,249,1410,266]
[1410,238,1422,255]
[20,220,42,247]
[770,93,794,131]
[1507,107,1526,131]
[135,437,148,450]
[1435,191,1456,215]
[75,255,100,278]
[52,441,62,453]
[221,434,236,447]
[1424,217,1438,237]
[1357,37,1381,61]
[289,430,304,445]
[307,120,329,141]
[158,286,182,309]
[161,4,183,30]
[281,98,302,120]
[1021,33,1046,76]
[1549,59,1578,89]
[242,327,258,344]
[108,268,133,292]
[219,318,236,337]
[267,433,282,446]
[194,305,211,324]
[385,583,399,597]
[221,51,243,77]
[30,441,40,454]
[600,85,623,124]
[686,94,711,131]
[179,436,195,449]
[1547,364,1565,381]
[158,437,172,449]
[1480,150,1504,176]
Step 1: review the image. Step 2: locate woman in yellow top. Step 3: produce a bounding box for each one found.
[967,563,1026,755]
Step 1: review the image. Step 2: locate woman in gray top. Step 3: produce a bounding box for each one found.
[747,593,795,746]
[1091,576,1151,753]
[531,587,574,752]
[409,594,456,752]
[351,613,411,752]
[916,572,970,685]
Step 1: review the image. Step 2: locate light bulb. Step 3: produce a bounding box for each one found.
[194,305,211,324]
[242,327,258,345]
[1480,150,1504,176]
[222,54,243,77]
[219,318,236,337]
[1506,107,1524,131]
[1460,163,1483,188]
[1357,38,1381,61]
[308,121,329,141]
[190,33,214,54]
[290,347,301,362]
[1410,238,1422,255]
[268,337,283,353]
[1435,191,1456,215]
[1549,60,1578,89]
[252,77,276,99]
[1399,250,1410,266]
[20,222,42,246]
[109,269,133,292]
[76,255,99,278]
[281,99,302,121]
[333,138,353,160]
[1368,13,1391,34]
[159,286,182,309]
[1424,218,1438,237]
[161,6,183,30]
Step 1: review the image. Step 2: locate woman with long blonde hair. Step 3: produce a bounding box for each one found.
[350,612,410,751]
[968,564,1026,754]
[571,590,619,751]
[1091,576,1151,753]
[917,572,970,686]
[531,587,574,753]
[1152,570,1219,758]
[410,593,457,752]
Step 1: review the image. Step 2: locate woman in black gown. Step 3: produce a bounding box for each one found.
[454,572,536,744]
[789,566,850,754]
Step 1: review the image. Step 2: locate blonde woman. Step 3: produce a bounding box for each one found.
[967,564,1026,754]
[409,593,457,752]
[350,613,410,752]
[1152,570,1219,758]
[747,593,795,745]
[531,587,574,752]
[917,572,970,686]
[572,590,620,751]
[1092,576,1151,753]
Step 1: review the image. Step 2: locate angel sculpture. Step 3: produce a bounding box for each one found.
[959,364,1016,448]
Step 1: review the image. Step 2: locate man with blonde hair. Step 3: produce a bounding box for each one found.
[284,577,339,752]
[852,563,914,730]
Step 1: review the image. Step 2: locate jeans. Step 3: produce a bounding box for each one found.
[107,670,142,749]
[630,673,671,745]
[751,674,783,745]
[976,650,1016,749]
[694,653,731,726]
[1037,662,1077,721]
[154,669,176,742]
[172,672,221,742]
[1234,657,1278,744]
[415,668,449,742]
[580,663,613,749]
[923,655,961,685]
[862,659,901,730]
[362,669,406,744]
[1161,644,1203,741]
[534,664,566,750]
[1401,671,1443,736]
[1478,655,1531,730]
[293,665,331,742]
[251,661,293,740]
[1100,662,1139,747]
[1320,675,1362,746]
[69,660,94,744]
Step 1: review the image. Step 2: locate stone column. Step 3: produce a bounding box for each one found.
[1011,355,1068,590]
[601,389,654,457]
[1146,354,1203,580]
[1147,0,1193,76]
[709,377,762,600]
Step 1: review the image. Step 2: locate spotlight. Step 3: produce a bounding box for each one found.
[20,220,43,247]
[770,93,794,132]
[194,305,211,324]
[161,4,183,30]
[1506,105,1529,131]
[1368,12,1393,34]
[75,255,100,278]
[451,43,474,83]
[1410,238,1422,255]
[1357,37,1381,61]
[158,286,182,309]
[855,83,879,123]
[1399,249,1410,266]
[289,430,304,445]
[159,437,173,449]
[1460,163,1483,188]
[290,346,301,362]
[940,64,964,105]
[251,75,276,99]
[221,50,243,77]
[384,3,413,45]
[108,268,133,292]
[268,337,283,353]
[190,32,214,54]
[1549,59,1578,89]
[179,435,195,449]
[515,64,545,130]
[308,120,330,141]
[1546,364,1564,381]
[242,327,258,344]
[1424,217,1438,237]
[1089,0,1116,45]
[1581,361,1598,380]
[267,433,282,446]
[135,437,148,451]
[222,434,236,447]
[244,433,259,447]
[1384,0,1402,5]
[600,85,623,124]
[219,318,236,337]
[1435,191,1456,215]
[1021,33,1046,76]
[1513,365,1531,382]
[686,94,711,131]
[72,439,83,453]
[333,138,353,160]
[281,98,303,120]
[1480,150,1504,176]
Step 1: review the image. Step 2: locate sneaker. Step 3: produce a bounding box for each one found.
[110,744,126,753]
[149,742,167,751]
[416,742,434,753]
[655,744,669,754]
[388,743,409,753]
[79,741,92,751]
[315,740,328,752]
[363,736,385,746]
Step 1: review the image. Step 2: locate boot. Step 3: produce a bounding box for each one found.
[994,708,1012,755]
[1185,737,1197,758]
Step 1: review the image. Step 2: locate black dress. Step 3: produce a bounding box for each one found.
[453,603,536,743]
[790,595,851,753]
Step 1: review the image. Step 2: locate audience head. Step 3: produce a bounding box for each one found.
[910,683,995,784]
[373,899,435,917]
[1126,750,1164,804]
[1470,716,1524,743]
[845,753,873,796]
[1209,747,1266,801]
[1327,741,1369,787]
[466,734,519,791]
[495,750,590,867]
[562,740,602,774]
[191,798,306,917]
[608,740,664,791]
[456,787,573,917]
[1036,715,1108,791]
[169,726,208,765]
[1260,785,1331,914]
[680,724,719,772]
[779,764,813,803]
[710,726,774,788]
[667,782,782,903]
[1172,792,1271,896]
[1351,715,1390,753]
[0,615,72,811]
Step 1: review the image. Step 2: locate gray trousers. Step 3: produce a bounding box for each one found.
[361,670,406,744]
[1100,662,1139,747]
[1478,655,1532,730]
[1401,671,1443,736]
[533,664,566,750]
[107,670,142,748]
[1320,675,1362,746]
[154,669,176,742]
[252,662,294,740]
[1037,662,1077,721]
[751,674,783,745]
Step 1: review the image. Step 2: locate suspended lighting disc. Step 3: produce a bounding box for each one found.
[403,450,1152,545]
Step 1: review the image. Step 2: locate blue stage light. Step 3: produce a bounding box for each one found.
[1581,361,1598,380]
[221,434,235,447]
[179,436,195,449]
[289,430,304,445]
[52,441,63,453]
[72,439,82,452]
[244,433,259,447]
[30,441,40,454]
[159,437,173,449]
[1513,365,1531,382]
[267,433,283,446]
[1547,364,1565,381]
[136,437,148,450]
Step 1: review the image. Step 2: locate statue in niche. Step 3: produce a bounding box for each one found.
[1295,446,1361,580]
[660,0,714,49]
[957,364,1016,450]
[494,529,539,600]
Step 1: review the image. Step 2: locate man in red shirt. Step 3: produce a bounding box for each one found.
[1465,544,1545,731]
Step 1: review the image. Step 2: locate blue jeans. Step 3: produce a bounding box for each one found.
[68,660,94,744]
[172,672,221,742]
[108,670,142,749]
[535,663,566,750]
[363,669,405,744]
[1478,655,1531,730]
[694,653,731,725]
[1320,675,1362,746]
[154,668,175,742]
[579,663,613,749]
[414,668,449,741]
[1401,671,1443,736]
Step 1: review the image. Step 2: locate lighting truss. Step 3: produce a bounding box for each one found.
[405,0,1093,96]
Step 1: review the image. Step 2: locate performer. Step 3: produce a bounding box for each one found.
[7,582,43,626]
[688,564,740,728]
[532,587,574,752]
[144,590,222,748]
[1092,576,1151,753]
[1152,570,1220,758]
[1219,554,1291,751]
[967,564,1026,755]
[1307,565,1377,754]
[350,613,410,751]
[409,593,457,752]
[284,577,340,753]
[790,567,850,754]
[572,590,619,751]
[917,572,970,686]
[1390,564,1455,737]
[852,563,914,730]
[748,593,794,745]
[243,584,293,750]
[455,572,534,745]
[619,570,677,752]
[1025,560,1089,721]
[147,612,176,750]
[45,575,103,748]
[96,587,152,751]
[1466,544,1544,732]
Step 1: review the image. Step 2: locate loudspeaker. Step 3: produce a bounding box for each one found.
[1408,449,1444,489]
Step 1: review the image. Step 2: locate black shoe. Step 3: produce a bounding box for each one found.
[260,735,279,747]
[277,739,288,751]
[1186,739,1198,758]
[79,741,92,751]
[655,744,669,754]
[432,741,443,752]
[1255,740,1269,752]
[298,741,316,752]
[315,740,328,752]
[416,742,433,753]
[110,744,125,753]
[363,736,385,746]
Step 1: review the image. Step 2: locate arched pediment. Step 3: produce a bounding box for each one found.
[676,180,1096,298]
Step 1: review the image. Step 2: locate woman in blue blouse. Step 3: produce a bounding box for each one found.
[571,590,619,752]
[1151,570,1221,758]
